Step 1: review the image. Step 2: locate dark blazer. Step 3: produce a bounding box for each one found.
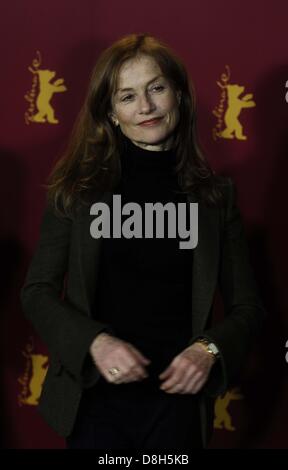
[20,177,266,447]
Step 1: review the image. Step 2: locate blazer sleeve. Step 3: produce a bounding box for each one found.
[20,202,115,385]
[190,178,267,396]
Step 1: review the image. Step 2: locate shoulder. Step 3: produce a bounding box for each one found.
[44,191,97,223]
[41,200,74,231]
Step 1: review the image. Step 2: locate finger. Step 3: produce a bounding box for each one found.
[159,365,173,379]
[103,352,132,383]
[191,370,209,393]
[160,359,197,391]
[191,378,206,394]
[116,352,148,382]
[183,371,205,394]
[126,351,149,375]
[126,364,149,382]
[162,382,184,394]
[176,364,198,390]
[128,345,151,365]
[160,368,183,391]
[160,380,180,392]
[164,374,199,394]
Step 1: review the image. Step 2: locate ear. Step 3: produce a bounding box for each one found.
[108,113,119,126]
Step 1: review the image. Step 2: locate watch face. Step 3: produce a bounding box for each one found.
[208,343,219,355]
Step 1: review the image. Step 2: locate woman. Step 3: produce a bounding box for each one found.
[21,33,266,449]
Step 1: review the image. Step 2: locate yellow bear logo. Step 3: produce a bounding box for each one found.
[18,345,49,406]
[214,387,243,431]
[220,84,256,140]
[28,68,67,124]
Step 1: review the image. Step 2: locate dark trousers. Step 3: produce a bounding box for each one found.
[66,382,203,450]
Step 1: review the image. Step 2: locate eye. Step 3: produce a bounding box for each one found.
[120,85,165,102]
[151,85,165,92]
[121,94,134,102]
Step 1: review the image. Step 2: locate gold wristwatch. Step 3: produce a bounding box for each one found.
[197,338,220,362]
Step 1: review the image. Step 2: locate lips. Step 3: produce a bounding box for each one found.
[138,117,163,126]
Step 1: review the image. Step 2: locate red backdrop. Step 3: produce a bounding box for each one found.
[1,0,287,449]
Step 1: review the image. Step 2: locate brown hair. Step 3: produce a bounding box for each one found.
[44,33,226,218]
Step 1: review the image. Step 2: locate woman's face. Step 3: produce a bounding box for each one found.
[110,55,181,151]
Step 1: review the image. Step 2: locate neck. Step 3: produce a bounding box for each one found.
[129,134,175,152]
[120,134,177,176]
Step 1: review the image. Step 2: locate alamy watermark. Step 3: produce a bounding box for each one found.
[90,195,198,249]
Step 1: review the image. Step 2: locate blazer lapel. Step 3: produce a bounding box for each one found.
[78,191,220,334]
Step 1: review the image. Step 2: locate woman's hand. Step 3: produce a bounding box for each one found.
[158,342,215,394]
[89,333,151,384]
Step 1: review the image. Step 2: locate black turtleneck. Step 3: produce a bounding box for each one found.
[88,135,194,397]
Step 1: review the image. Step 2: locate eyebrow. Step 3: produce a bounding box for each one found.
[116,75,164,94]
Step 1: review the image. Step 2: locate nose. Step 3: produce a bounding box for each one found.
[138,92,155,114]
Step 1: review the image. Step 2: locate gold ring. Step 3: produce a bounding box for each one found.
[108,367,121,376]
